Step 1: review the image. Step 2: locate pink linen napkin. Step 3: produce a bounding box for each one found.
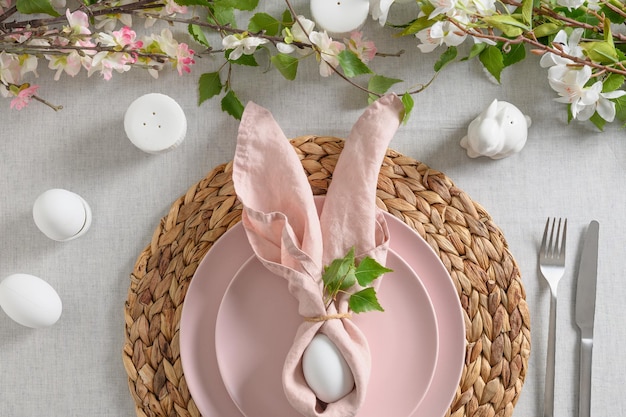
[232,94,404,417]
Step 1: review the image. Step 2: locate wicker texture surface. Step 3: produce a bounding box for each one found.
[123,135,531,417]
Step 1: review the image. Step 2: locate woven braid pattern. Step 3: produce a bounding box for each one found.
[123,135,531,417]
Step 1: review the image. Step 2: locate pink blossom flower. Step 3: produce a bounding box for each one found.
[10,84,39,110]
[150,29,195,75]
[65,9,91,36]
[89,49,136,80]
[164,0,187,15]
[0,0,12,15]
[0,51,21,86]
[47,50,84,80]
[345,31,376,63]
[112,27,143,49]
[175,43,195,75]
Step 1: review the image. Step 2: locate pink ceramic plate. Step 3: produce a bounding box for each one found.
[180,202,465,417]
[215,249,438,417]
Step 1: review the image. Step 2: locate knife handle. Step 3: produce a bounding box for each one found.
[579,337,593,417]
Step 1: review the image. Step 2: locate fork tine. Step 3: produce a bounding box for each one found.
[541,218,550,257]
[559,219,567,259]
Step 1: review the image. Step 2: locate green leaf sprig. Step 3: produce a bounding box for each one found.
[321,247,392,314]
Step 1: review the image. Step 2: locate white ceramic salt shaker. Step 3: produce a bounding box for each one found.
[311,0,369,37]
[33,188,92,241]
[124,93,187,154]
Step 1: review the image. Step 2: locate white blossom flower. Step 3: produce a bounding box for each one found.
[540,28,584,68]
[470,0,496,16]
[416,14,468,53]
[548,65,599,120]
[309,31,345,77]
[278,16,315,54]
[556,0,585,10]
[429,0,459,19]
[222,34,269,61]
[370,0,395,26]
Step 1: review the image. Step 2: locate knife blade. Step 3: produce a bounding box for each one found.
[575,220,599,417]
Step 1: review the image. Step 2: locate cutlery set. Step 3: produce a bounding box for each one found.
[539,218,599,417]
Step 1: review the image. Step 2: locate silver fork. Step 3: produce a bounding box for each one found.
[539,217,567,417]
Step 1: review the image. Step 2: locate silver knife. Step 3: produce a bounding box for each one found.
[575,220,599,417]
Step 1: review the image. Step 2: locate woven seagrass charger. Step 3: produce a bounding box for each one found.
[123,135,531,417]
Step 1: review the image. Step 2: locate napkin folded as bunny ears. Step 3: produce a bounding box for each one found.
[232,94,404,417]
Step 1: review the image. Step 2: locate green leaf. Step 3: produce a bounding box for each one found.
[337,50,372,78]
[271,53,299,80]
[175,0,210,6]
[589,111,606,131]
[479,45,504,83]
[580,41,618,64]
[521,0,533,25]
[397,15,433,37]
[401,92,414,124]
[464,42,487,61]
[502,42,526,67]
[248,12,281,36]
[198,72,222,105]
[613,95,626,122]
[349,288,384,313]
[16,0,60,16]
[209,4,236,26]
[221,90,244,119]
[603,74,625,93]
[482,15,528,37]
[281,8,294,26]
[367,75,402,103]
[322,248,356,294]
[533,22,562,39]
[226,51,259,66]
[188,24,210,47]
[355,257,392,287]
[215,0,258,10]
[434,46,457,72]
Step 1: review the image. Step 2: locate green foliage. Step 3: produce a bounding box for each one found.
[337,50,373,78]
[174,0,211,6]
[602,74,625,93]
[221,90,244,120]
[479,46,504,83]
[188,24,210,48]
[348,288,384,313]
[401,92,414,124]
[367,75,403,103]
[16,0,59,16]
[248,13,281,36]
[198,72,222,105]
[215,0,258,10]
[271,54,299,80]
[434,46,457,72]
[321,247,392,314]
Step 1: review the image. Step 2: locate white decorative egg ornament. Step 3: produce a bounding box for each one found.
[302,333,355,403]
[33,188,92,241]
[0,274,62,328]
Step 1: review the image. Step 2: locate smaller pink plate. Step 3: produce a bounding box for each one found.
[215,249,439,417]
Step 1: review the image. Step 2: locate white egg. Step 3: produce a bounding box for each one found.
[33,189,92,241]
[302,333,355,403]
[0,274,62,328]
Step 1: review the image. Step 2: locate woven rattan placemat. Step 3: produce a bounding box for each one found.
[123,135,530,417]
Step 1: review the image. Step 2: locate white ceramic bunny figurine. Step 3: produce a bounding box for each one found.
[460,99,531,159]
